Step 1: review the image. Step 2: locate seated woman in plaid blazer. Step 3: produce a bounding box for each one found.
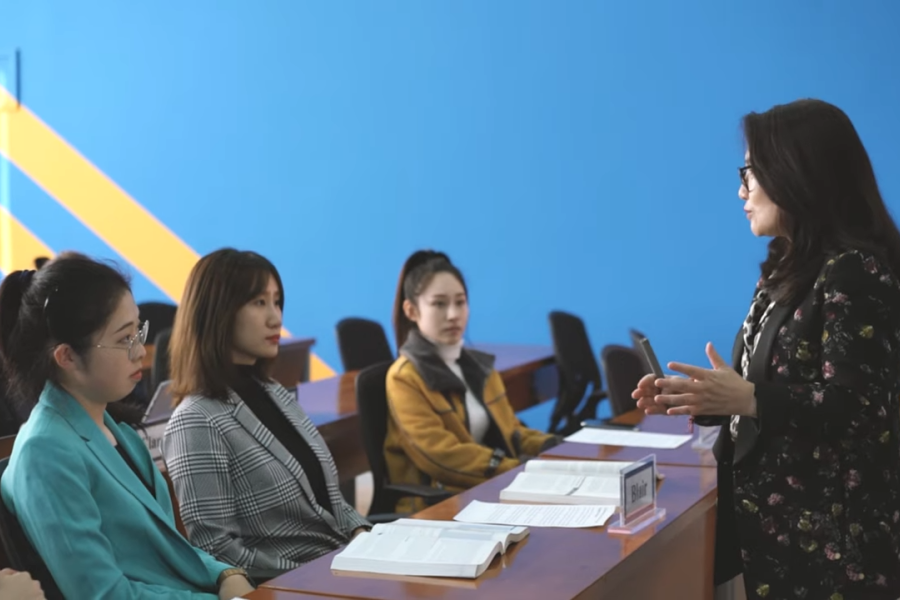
[162,249,370,582]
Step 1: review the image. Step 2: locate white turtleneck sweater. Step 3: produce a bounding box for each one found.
[431,338,490,444]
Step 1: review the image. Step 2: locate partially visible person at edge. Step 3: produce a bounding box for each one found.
[0,253,253,599]
[633,99,900,599]
[0,569,44,600]
[385,250,562,512]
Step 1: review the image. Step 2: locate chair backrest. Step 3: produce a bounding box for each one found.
[0,436,13,568]
[150,328,173,396]
[0,435,15,460]
[628,328,653,374]
[355,361,394,515]
[0,372,26,437]
[272,338,314,387]
[0,458,64,598]
[336,318,394,373]
[158,465,188,538]
[601,344,648,416]
[548,311,604,433]
[138,302,178,344]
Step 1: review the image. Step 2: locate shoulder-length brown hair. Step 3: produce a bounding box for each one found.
[169,248,285,405]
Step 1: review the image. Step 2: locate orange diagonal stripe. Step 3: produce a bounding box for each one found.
[0,87,334,379]
[0,205,55,275]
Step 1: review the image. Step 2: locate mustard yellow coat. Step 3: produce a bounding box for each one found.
[384,333,556,512]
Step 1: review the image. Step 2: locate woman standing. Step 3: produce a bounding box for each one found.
[633,99,900,599]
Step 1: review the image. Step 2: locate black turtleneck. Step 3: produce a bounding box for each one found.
[232,365,334,516]
[115,444,155,496]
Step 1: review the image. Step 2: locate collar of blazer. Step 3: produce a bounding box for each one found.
[718,301,795,467]
[401,329,496,395]
[222,381,347,534]
[39,381,176,530]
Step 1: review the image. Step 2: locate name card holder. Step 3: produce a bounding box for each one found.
[607,454,665,535]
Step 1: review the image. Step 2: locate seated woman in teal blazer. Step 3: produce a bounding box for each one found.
[0,254,254,600]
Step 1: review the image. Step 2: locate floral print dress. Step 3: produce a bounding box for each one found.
[702,250,900,599]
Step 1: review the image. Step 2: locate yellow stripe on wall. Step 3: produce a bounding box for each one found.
[0,205,54,275]
[0,87,334,380]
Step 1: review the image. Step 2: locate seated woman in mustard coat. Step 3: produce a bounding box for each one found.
[385,251,560,511]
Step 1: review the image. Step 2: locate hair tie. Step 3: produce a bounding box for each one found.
[15,269,36,289]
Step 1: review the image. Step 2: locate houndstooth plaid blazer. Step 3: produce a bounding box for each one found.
[162,380,370,580]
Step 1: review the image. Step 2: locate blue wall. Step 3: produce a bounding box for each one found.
[2,1,900,374]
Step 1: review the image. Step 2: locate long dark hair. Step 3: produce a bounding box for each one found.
[0,253,144,424]
[744,98,900,304]
[392,250,467,350]
[169,248,284,404]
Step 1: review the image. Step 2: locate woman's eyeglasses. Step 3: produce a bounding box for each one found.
[95,320,150,361]
[739,165,754,190]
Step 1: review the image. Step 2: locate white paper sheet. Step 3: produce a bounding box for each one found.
[454,500,615,528]
[565,428,692,449]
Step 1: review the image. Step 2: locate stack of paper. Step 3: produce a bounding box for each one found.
[565,428,692,449]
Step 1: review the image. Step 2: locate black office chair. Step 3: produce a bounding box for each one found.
[547,311,608,435]
[137,302,178,344]
[150,328,172,397]
[0,372,26,437]
[628,328,653,374]
[355,362,453,517]
[0,458,64,599]
[600,345,648,416]
[336,318,394,372]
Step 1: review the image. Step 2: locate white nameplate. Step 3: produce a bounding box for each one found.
[608,454,665,535]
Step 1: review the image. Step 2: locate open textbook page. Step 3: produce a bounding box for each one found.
[499,472,619,505]
[370,519,528,553]
[525,459,633,476]
[331,526,509,578]
[454,500,615,528]
[525,459,665,480]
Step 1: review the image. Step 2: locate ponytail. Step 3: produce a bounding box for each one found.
[392,250,467,351]
[0,270,38,381]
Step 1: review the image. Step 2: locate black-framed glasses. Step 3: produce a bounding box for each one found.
[738,165,754,190]
[95,320,150,361]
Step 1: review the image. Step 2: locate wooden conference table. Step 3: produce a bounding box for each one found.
[246,593,330,600]
[255,409,719,600]
[543,413,719,470]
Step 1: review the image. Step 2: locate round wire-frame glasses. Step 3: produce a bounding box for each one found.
[95,320,150,361]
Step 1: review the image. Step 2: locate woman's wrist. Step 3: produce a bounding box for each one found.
[744,382,758,417]
[217,567,248,588]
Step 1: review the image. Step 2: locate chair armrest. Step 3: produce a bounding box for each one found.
[366,512,413,524]
[384,483,454,502]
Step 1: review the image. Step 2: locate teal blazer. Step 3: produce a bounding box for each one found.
[1,382,231,599]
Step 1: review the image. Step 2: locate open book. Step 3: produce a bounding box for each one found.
[498,460,639,505]
[330,519,529,578]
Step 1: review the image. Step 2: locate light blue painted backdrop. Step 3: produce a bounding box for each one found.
[1,1,899,380]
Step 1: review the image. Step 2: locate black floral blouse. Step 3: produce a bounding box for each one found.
[703,250,900,599]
